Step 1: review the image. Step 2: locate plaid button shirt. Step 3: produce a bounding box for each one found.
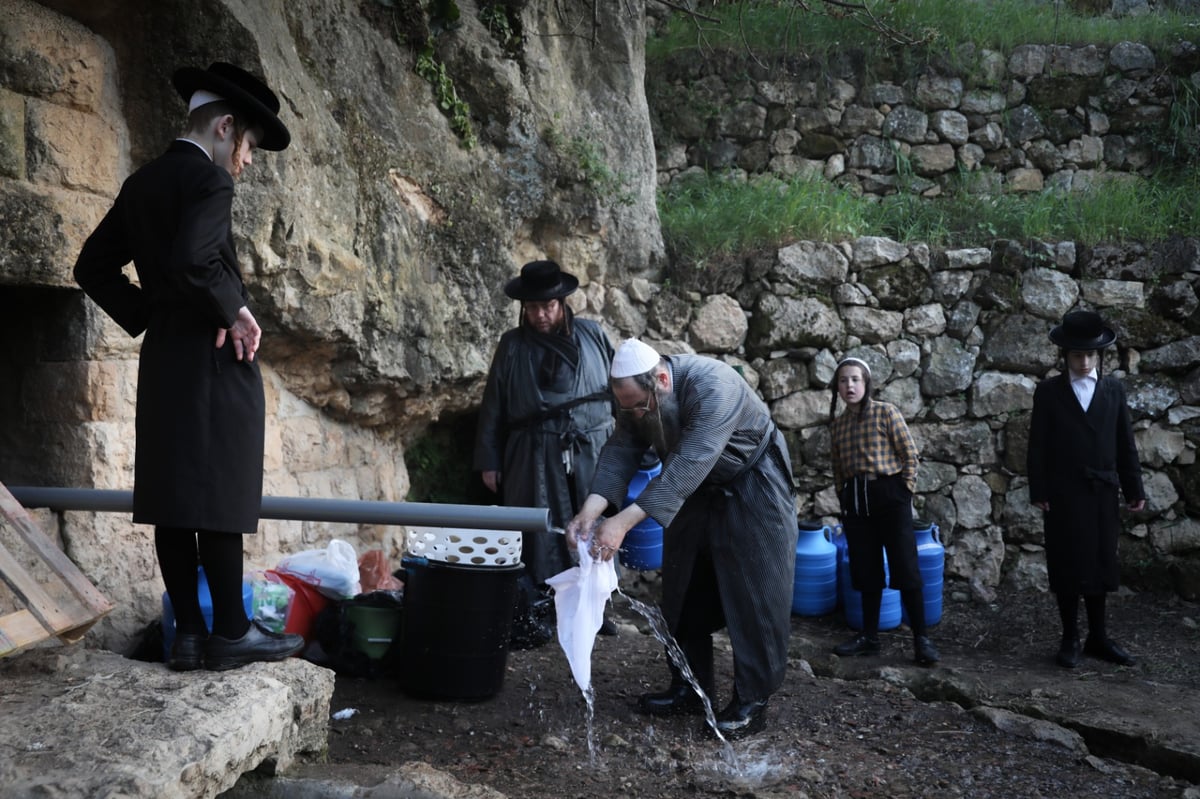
[830,400,919,494]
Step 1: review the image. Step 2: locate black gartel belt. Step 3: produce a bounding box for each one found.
[843,472,901,516]
[505,389,611,431]
[700,424,781,509]
[1084,466,1120,488]
[719,423,778,485]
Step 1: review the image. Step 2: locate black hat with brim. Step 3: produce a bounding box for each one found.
[172,62,290,151]
[504,260,579,301]
[1049,310,1117,350]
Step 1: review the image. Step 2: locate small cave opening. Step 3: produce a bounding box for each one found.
[0,286,99,490]
[405,410,496,506]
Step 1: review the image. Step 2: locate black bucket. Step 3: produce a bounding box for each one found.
[398,557,522,701]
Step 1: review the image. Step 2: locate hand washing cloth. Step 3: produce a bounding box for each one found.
[546,543,618,692]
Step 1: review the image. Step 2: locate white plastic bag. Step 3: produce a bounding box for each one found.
[276,539,361,599]
[546,541,618,694]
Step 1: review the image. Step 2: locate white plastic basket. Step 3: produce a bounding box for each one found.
[405,527,522,567]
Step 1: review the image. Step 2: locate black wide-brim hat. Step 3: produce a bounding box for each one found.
[172,62,290,151]
[504,260,579,301]
[1049,310,1117,350]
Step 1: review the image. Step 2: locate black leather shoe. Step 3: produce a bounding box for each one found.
[168,632,207,672]
[914,635,940,666]
[637,683,706,716]
[205,621,305,671]
[711,696,768,740]
[1084,636,1136,666]
[834,633,881,657]
[1056,637,1081,668]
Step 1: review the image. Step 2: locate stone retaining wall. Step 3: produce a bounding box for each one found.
[649,40,1200,195]
[581,235,1200,600]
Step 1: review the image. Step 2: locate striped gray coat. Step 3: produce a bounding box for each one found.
[590,354,798,699]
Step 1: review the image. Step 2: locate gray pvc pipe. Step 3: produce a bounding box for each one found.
[7,486,551,533]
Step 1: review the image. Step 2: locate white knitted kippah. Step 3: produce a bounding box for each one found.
[611,339,661,378]
[836,357,872,378]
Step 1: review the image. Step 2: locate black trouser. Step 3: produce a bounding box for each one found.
[155,527,249,640]
[1056,592,1109,643]
[841,475,926,637]
[665,545,720,699]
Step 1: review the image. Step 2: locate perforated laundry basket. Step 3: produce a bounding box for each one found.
[405,527,522,567]
[400,526,525,700]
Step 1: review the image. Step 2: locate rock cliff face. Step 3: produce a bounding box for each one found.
[0,0,663,649]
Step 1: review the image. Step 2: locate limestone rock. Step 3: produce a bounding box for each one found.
[971,706,1088,754]
[0,648,333,799]
[920,336,977,397]
[688,294,747,353]
[970,371,1036,418]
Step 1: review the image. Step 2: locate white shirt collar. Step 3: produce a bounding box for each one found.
[176,138,213,160]
[1070,368,1098,411]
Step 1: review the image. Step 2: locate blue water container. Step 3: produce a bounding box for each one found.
[835,525,901,631]
[902,519,945,627]
[792,521,837,616]
[619,452,664,570]
[161,567,254,660]
[832,525,848,610]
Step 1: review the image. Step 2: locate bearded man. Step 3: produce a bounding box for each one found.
[565,339,797,740]
[474,260,615,646]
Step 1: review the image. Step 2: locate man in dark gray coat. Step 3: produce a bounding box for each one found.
[474,260,615,646]
[74,62,303,671]
[566,339,797,740]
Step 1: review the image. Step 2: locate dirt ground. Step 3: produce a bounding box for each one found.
[314,584,1200,799]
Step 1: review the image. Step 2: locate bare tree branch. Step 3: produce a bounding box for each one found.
[650,0,722,24]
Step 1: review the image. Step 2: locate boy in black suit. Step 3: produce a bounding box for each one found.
[1028,310,1146,668]
[75,63,303,671]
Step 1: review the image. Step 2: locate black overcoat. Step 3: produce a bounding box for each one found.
[74,141,264,534]
[1027,373,1144,593]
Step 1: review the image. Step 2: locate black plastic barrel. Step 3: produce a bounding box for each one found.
[397,557,522,701]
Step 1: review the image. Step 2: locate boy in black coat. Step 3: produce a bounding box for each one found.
[74,63,303,671]
[1027,310,1146,668]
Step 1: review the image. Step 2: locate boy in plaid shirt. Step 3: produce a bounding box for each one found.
[829,357,939,666]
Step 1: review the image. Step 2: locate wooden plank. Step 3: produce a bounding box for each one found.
[55,619,101,645]
[0,480,114,657]
[0,609,49,657]
[0,538,79,635]
[0,483,113,617]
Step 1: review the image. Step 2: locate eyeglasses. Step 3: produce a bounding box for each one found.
[617,392,655,415]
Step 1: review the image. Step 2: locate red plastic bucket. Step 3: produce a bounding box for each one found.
[268,569,330,643]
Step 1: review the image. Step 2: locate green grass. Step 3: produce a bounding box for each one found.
[646,0,1199,61]
[659,168,1200,259]
[652,2,1200,257]
[658,175,870,261]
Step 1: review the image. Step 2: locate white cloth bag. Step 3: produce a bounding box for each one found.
[545,542,618,693]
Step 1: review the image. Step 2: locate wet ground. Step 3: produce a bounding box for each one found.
[292,585,1200,799]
